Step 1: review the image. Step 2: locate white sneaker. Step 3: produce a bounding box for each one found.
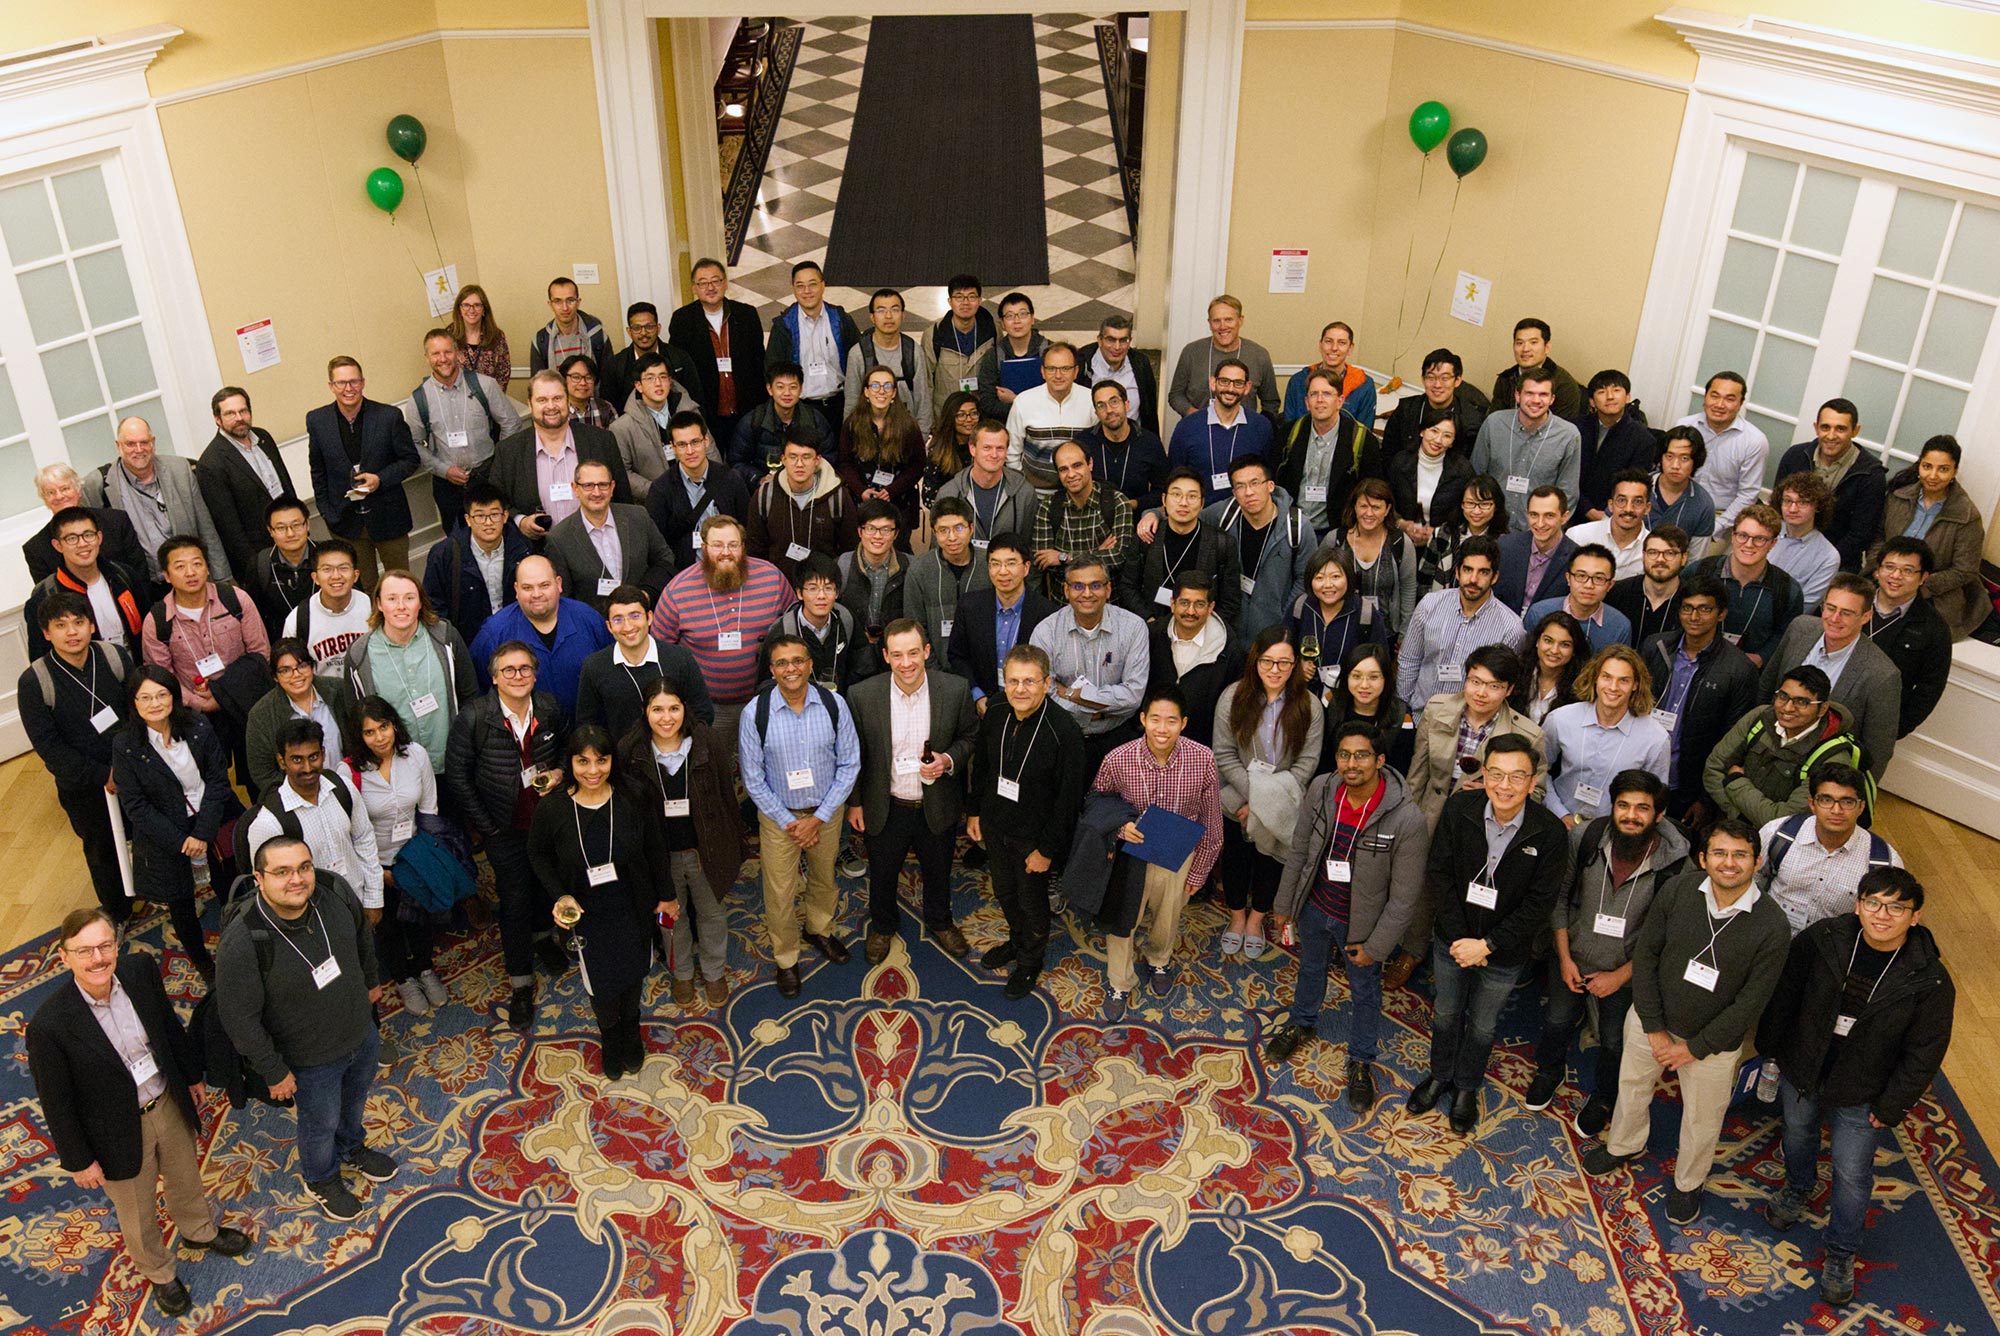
[397,978,430,1017]
[418,970,449,1009]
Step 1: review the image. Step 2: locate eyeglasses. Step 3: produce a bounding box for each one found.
[270,519,309,534]
[860,523,898,536]
[564,372,595,383]
[55,531,101,546]
[1485,768,1534,786]
[1812,794,1864,811]
[626,321,660,334]
[1734,531,1775,548]
[1569,571,1614,586]
[63,941,118,958]
[575,479,615,491]
[1067,580,1109,592]
[1334,749,1378,763]
[275,661,314,676]
[1213,377,1249,390]
[1858,896,1913,918]
[496,664,537,679]
[1257,657,1296,670]
[1043,363,1077,374]
[1421,371,1456,383]
[1876,561,1923,578]
[1773,690,1821,709]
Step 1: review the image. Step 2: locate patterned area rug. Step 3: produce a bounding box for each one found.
[3,862,1995,1335]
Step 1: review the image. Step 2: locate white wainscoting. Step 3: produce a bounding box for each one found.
[1880,639,2000,833]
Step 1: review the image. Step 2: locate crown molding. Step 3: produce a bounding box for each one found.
[0,25,180,130]
[150,28,589,107]
[1241,17,1688,93]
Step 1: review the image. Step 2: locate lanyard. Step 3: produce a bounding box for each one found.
[1001,706,1049,788]
[1728,581,1768,640]
[702,585,741,643]
[1843,933,1900,1010]
[1206,418,1240,475]
[1098,435,1134,493]
[1693,903,1741,967]
[1325,785,1372,864]
[54,651,112,714]
[258,901,334,973]
[573,793,615,867]
[1663,640,1701,716]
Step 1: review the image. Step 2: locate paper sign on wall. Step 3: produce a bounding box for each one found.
[573,262,600,285]
[235,319,280,373]
[1451,271,1491,327]
[1268,249,1309,294]
[423,264,461,318]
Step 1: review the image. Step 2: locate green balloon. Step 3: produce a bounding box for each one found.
[1446,127,1489,179]
[1408,100,1451,154]
[387,114,427,164]
[365,167,405,214]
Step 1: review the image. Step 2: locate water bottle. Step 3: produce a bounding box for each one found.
[192,849,211,891]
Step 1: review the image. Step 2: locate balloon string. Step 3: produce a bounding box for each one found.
[1399,177,1464,369]
[410,162,445,272]
[389,214,430,284]
[1392,153,1429,378]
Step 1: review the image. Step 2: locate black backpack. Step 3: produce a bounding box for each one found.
[752,677,841,745]
[231,769,357,870]
[149,580,249,644]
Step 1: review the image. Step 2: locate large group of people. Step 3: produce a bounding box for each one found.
[21,269,1972,1316]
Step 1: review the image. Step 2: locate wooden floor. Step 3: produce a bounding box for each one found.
[4,751,1994,1130]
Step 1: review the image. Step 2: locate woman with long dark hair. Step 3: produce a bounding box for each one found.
[448,284,510,391]
[1872,434,1989,640]
[351,695,449,1016]
[528,725,676,1078]
[617,678,742,1007]
[1514,609,1588,724]
[925,391,979,502]
[1320,641,1415,775]
[113,665,240,977]
[840,367,926,534]
[1322,478,1418,644]
[1213,627,1322,957]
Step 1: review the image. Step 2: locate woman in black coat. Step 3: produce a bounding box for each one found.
[112,665,241,976]
[529,725,676,1078]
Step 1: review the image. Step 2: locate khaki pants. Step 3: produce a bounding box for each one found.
[1105,854,1193,993]
[759,808,844,969]
[350,533,411,593]
[1606,1008,1746,1192]
[99,1097,217,1283]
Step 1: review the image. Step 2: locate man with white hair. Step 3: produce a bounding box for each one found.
[24,462,150,586]
[82,418,233,581]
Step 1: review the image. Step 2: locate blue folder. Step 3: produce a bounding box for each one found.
[1123,804,1205,873]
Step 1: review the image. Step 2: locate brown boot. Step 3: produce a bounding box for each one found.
[1382,951,1419,992]
[705,975,729,1005]
[931,924,971,959]
[865,931,895,964]
[671,977,696,1006]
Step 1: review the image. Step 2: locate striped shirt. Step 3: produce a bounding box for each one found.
[1309,779,1385,920]
[1093,736,1225,890]
[649,558,796,704]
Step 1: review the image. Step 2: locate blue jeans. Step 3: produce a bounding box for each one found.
[1428,939,1522,1092]
[1533,978,1631,1098]
[1780,1076,1879,1259]
[1290,903,1382,1061]
[293,1026,379,1186]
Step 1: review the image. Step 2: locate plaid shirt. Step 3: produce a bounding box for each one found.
[1092,736,1224,890]
[1453,710,1496,773]
[1029,482,1135,595]
[569,399,618,430]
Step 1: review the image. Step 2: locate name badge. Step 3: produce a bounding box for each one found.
[1249,758,1275,775]
[1325,857,1352,882]
[971,537,990,551]
[1239,574,1257,596]
[1438,662,1463,682]
[195,653,227,679]
[895,756,922,776]
[1833,1013,1857,1037]
[1573,782,1603,810]
[1070,676,1094,699]
[1724,631,1743,646]
[996,777,1021,802]
[597,577,618,597]
[1593,912,1627,937]
[786,542,812,562]
[520,766,542,789]
[1319,665,1341,688]
[663,798,691,818]
[91,705,119,733]
[1505,474,1531,493]
[548,482,574,503]
[1466,880,1499,909]
[939,618,954,638]
[786,766,815,790]
[1210,472,1230,491]
[872,469,896,486]
[586,862,618,886]
[127,1050,159,1086]
[312,956,343,990]
[1683,959,1720,991]
[960,377,978,392]
[410,692,440,718]
[1359,595,1378,626]
[445,429,470,453]
[1653,708,1678,731]
[717,631,742,651]
[392,816,416,843]
[1302,484,1328,504]
[1154,584,1174,607]
[716,356,734,374]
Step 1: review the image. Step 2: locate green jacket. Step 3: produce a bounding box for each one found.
[1701,700,1860,827]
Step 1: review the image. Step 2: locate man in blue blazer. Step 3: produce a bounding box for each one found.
[1495,486,1578,613]
[307,356,423,590]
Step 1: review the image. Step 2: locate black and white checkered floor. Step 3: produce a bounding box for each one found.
[728,13,1137,339]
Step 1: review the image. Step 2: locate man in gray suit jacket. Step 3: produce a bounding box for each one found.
[1758,572,1902,782]
[84,418,233,581]
[544,459,676,615]
[847,618,980,964]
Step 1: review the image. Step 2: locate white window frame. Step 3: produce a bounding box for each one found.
[0,25,219,581]
[1636,7,2000,515]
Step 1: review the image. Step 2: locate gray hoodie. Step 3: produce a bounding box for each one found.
[1554,815,1692,974]
[1273,767,1429,962]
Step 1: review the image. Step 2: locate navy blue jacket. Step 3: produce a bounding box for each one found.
[306,399,422,542]
[1495,531,1577,613]
[423,524,531,648]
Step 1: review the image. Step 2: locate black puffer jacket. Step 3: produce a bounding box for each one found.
[445,690,569,836]
[1757,915,1955,1126]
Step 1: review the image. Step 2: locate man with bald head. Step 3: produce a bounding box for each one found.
[466,553,612,712]
[81,417,233,581]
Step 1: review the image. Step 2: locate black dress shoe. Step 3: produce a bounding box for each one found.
[1263,1024,1310,1063]
[506,985,535,1032]
[775,965,801,997]
[1003,967,1040,1000]
[1407,1077,1447,1114]
[1346,1060,1378,1112]
[155,1278,192,1317]
[192,1225,253,1256]
[802,932,850,964]
[1449,1088,1479,1135]
[981,941,1019,972]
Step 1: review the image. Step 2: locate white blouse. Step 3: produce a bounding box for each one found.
[357,741,438,866]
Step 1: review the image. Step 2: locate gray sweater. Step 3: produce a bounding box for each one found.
[1554,817,1690,974]
[1630,870,1789,1060]
[216,873,379,1083]
[1168,337,1283,419]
